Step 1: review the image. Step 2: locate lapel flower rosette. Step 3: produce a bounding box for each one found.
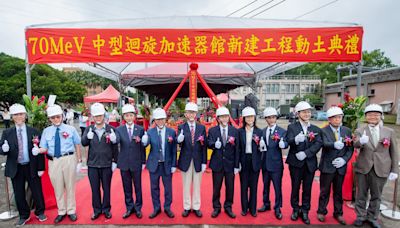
[62,131,69,139]
[343,136,352,146]
[168,136,173,144]
[197,135,205,145]
[271,132,281,142]
[133,135,141,143]
[32,135,40,146]
[382,138,390,148]
[307,131,317,142]
[228,136,235,146]
[105,133,111,143]
[253,134,260,145]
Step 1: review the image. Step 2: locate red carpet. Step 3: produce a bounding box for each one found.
[31,164,356,225]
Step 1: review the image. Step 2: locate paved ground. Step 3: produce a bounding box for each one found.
[0,119,399,227]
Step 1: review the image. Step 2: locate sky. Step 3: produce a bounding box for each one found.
[0,0,399,65]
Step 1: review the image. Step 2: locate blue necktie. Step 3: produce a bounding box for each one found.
[158,130,164,161]
[55,127,61,158]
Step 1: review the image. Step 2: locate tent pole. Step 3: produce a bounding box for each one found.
[25,30,32,98]
[163,73,189,111]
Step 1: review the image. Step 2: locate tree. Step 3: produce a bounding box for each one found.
[0,53,86,107]
[66,70,118,90]
[362,49,396,68]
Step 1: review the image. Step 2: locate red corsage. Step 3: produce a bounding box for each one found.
[271,132,281,142]
[168,136,173,143]
[62,132,69,139]
[228,136,235,146]
[308,131,316,142]
[197,135,205,145]
[253,134,260,145]
[32,136,40,146]
[134,136,141,143]
[344,136,352,146]
[382,138,391,148]
[105,134,111,143]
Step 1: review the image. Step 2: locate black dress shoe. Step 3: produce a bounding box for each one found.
[275,209,283,220]
[211,209,221,218]
[367,219,381,228]
[291,210,299,221]
[123,210,133,219]
[164,209,175,218]
[182,209,191,217]
[353,218,364,227]
[68,214,77,221]
[104,211,112,219]
[135,211,142,219]
[149,209,161,219]
[334,215,346,225]
[54,215,66,224]
[241,211,247,216]
[258,205,271,212]
[91,213,101,220]
[193,210,202,218]
[225,209,236,218]
[250,212,257,217]
[301,212,310,225]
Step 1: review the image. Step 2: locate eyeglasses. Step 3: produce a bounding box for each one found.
[50,115,62,120]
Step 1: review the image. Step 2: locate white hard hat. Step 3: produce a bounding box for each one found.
[9,104,27,115]
[295,101,312,112]
[153,108,167,119]
[46,105,63,117]
[242,106,256,117]
[216,106,230,117]
[91,103,105,116]
[364,104,383,114]
[185,102,198,112]
[327,106,344,118]
[122,104,136,114]
[263,107,278,117]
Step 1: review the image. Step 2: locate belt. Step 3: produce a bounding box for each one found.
[46,152,74,161]
[18,162,29,166]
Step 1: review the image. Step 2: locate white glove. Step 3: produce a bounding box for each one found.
[76,162,82,174]
[295,151,307,161]
[2,140,9,152]
[37,171,44,177]
[234,168,240,175]
[215,137,222,149]
[359,130,369,145]
[201,164,206,173]
[334,140,344,150]
[32,145,40,156]
[87,128,94,140]
[111,162,117,172]
[332,157,346,168]
[142,164,146,170]
[388,172,398,181]
[279,138,286,149]
[171,167,176,173]
[109,129,117,143]
[259,137,267,151]
[177,129,184,143]
[295,132,306,145]
[82,116,88,122]
[142,131,149,146]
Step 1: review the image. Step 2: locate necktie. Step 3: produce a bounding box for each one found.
[190,125,195,144]
[371,128,378,147]
[55,127,61,158]
[17,128,24,163]
[222,128,227,146]
[268,128,273,145]
[128,127,132,141]
[334,129,339,141]
[158,130,164,161]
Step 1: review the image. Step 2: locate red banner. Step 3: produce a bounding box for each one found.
[25,27,363,64]
[189,70,197,103]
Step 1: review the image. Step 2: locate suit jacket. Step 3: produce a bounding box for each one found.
[81,124,119,168]
[261,126,288,172]
[286,122,323,173]
[238,127,263,172]
[177,122,207,172]
[115,124,146,171]
[353,125,399,177]
[0,125,45,178]
[145,126,177,174]
[319,125,354,175]
[207,125,240,173]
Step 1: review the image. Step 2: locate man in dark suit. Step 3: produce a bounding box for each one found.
[177,102,207,218]
[0,103,47,226]
[258,107,288,220]
[317,106,353,225]
[207,106,240,219]
[286,101,323,225]
[142,108,177,219]
[238,107,263,217]
[115,104,145,219]
[81,103,119,220]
